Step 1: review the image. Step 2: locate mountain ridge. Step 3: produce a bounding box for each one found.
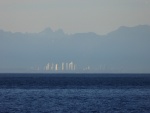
[0,25,150,73]
[1,24,150,38]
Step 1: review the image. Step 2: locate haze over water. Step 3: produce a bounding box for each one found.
[0,1,150,112]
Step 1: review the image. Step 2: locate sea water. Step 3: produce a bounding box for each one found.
[0,73,150,113]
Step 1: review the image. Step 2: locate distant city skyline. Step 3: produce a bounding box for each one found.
[0,0,150,35]
[45,61,76,71]
[32,61,121,73]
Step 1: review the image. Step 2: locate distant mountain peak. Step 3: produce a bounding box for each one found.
[55,29,64,34]
[118,26,128,30]
[136,24,150,28]
[107,24,150,37]
[118,25,150,30]
[41,27,53,34]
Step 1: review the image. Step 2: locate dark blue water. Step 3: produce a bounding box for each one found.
[0,73,150,113]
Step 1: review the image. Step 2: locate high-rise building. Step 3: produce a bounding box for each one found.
[66,63,68,70]
[51,63,54,70]
[69,62,74,70]
[55,64,58,71]
[62,62,65,71]
[73,64,76,70]
[46,63,50,71]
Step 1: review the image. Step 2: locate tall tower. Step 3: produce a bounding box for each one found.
[66,63,68,70]
[55,64,58,71]
[46,63,50,71]
[62,62,65,71]
[51,63,54,70]
[74,64,76,70]
[69,62,74,70]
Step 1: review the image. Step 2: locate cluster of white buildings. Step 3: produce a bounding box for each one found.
[45,61,76,71]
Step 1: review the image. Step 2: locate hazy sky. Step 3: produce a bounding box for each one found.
[0,0,150,35]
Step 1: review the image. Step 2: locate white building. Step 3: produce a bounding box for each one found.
[62,62,65,71]
[45,63,50,71]
[51,63,54,70]
[55,64,58,71]
[66,63,68,70]
[69,62,74,70]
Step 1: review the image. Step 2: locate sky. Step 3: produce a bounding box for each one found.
[0,0,150,35]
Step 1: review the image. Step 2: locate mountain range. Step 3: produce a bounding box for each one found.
[0,25,150,73]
